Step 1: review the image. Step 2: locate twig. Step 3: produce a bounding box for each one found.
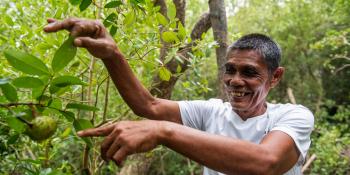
[0,102,42,107]
[287,88,296,104]
[102,77,110,122]
[302,154,317,172]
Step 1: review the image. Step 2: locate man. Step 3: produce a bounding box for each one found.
[44,18,314,175]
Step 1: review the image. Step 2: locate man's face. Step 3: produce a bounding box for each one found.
[223,49,272,114]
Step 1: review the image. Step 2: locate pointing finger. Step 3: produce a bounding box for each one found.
[77,124,115,137]
[43,18,78,33]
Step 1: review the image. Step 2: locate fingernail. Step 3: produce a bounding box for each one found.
[77,131,82,136]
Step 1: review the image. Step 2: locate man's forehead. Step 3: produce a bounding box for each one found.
[226,49,266,65]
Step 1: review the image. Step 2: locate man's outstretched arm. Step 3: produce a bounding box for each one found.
[44,18,181,123]
[78,120,300,175]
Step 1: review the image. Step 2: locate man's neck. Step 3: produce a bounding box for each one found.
[235,103,267,121]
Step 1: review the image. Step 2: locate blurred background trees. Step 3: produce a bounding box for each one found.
[0,0,349,174]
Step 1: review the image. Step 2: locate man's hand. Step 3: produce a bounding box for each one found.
[77,120,164,166]
[44,18,120,60]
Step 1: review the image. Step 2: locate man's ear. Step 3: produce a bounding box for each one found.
[270,67,285,88]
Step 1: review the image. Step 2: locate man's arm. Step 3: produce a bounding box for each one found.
[44,18,181,123]
[78,120,300,175]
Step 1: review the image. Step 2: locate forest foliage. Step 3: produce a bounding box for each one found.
[0,0,349,174]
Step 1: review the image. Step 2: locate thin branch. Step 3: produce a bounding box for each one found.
[102,77,110,122]
[335,64,350,74]
[302,154,317,173]
[0,102,43,107]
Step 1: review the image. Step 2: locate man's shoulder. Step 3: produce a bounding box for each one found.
[268,103,314,122]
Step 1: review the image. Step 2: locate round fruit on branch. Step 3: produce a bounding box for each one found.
[25,116,57,141]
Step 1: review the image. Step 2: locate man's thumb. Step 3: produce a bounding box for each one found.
[74,37,99,48]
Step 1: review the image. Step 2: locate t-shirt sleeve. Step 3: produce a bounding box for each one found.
[177,99,220,131]
[270,105,314,160]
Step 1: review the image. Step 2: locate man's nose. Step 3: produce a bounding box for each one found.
[227,73,244,87]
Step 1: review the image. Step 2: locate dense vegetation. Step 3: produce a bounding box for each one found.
[0,0,349,174]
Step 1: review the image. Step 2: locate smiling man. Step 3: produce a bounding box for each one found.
[44,18,314,175]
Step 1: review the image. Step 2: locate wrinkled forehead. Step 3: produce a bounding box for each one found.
[225,49,267,66]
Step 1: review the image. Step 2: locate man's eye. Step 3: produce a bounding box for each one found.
[243,69,258,76]
[225,66,235,74]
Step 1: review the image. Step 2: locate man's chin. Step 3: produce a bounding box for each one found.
[230,102,248,111]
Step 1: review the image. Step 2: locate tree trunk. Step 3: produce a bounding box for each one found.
[208,0,228,99]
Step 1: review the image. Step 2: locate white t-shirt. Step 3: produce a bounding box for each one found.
[178,99,314,175]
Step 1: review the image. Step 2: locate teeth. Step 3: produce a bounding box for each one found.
[231,92,245,97]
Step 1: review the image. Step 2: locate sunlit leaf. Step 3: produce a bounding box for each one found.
[162,31,179,43]
[4,49,50,76]
[69,0,82,5]
[159,67,172,81]
[60,127,72,138]
[156,13,168,26]
[66,103,99,111]
[167,2,176,20]
[52,36,77,73]
[0,83,18,102]
[104,0,122,8]
[123,11,135,27]
[12,76,44,88]
[79,0,92,11]
[177,22,186,41]
[4,14,14,26]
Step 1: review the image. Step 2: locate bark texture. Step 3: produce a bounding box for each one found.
[209,0,228,99]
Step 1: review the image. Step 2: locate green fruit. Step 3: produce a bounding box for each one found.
[25,116,57,141]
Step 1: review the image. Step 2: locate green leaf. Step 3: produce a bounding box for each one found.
[162,31,179,43]
[158,67,172,81]
[73,119,93,131]
[60,127,72,138]
[5,117,25,133]
[48,98,62,110]
[73,119,93,147]
[104,0,122,8]
[4,14,14,26]
[79,0,92,11]
[103,13,117,27]
[59,111,75,122]
[52,36,77,73]
[66,103,99,111]
[12,77,44,88]
[69,0,82,5]
[7,134,20,144]
[51,75,86,87]
[0,78,10,85]
[32,86,45,100]
[123,11,135,27]
[4,49,50,76]
[167,2,176,20]
[0,83,18,102]
[177,22,186,41]
[49,75,85,94]
[156,13,168,26]
[110,26,118,36]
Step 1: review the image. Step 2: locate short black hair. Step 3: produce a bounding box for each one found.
[227,33,281,75]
